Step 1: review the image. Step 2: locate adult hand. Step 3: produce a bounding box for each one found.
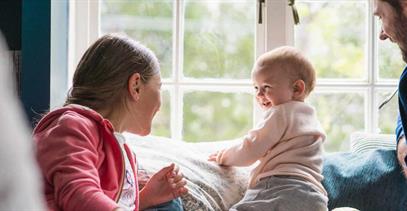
[397,136,407,178]
[139,163,188,210]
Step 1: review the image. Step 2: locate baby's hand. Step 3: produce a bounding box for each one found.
[208,151,219,162]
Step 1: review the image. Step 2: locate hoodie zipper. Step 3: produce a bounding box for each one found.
[114,141,125,202]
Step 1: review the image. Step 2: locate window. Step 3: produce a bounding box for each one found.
[293,0,403,151]
[68,0,404,152]
[99,0,256,143]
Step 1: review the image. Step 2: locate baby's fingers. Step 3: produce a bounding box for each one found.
[173,185,189,198]
[170,170,184,184]
[173,164,180,174]
[208,153,218,161]
[166,164,180,179]
[209,150,223,161]
[208,157,215,161]
[173,178,187,189]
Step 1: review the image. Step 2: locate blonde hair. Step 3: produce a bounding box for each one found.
[255,46,316,96]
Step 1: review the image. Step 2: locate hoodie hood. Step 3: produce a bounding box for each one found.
[34,104,114,135]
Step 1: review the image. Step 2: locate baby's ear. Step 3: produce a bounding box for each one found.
[292,79,306,100]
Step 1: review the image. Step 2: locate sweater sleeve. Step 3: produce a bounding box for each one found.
[34,113,118,211]
[216,108,287,166]
[397,66,407,144]
[396,114,404,143]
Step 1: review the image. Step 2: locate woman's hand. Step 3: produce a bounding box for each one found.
[139,163,188,210]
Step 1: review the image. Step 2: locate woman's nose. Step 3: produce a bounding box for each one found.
[379,28,389,40]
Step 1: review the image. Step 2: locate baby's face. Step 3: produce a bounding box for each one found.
[252,67,294,110]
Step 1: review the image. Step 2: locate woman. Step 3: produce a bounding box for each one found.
[33,34,187,211]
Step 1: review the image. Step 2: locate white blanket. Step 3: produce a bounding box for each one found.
[126,134,249,211]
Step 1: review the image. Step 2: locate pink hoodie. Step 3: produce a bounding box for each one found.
[33,104,138,211]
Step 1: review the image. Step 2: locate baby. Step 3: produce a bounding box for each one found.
[209,46,328,211]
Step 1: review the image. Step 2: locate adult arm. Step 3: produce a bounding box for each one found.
[397,66,407,174]
[396,115,407,174]
[396,115,405,142]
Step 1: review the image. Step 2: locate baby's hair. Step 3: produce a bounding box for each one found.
[255,46,316,96]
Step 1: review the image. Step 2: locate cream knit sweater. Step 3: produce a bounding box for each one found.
[215,101,327,195]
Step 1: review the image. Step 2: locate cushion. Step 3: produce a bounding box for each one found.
[350,132,397,153]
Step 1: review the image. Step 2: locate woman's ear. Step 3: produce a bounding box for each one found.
[292,79,306,100]
[127,73,142,101]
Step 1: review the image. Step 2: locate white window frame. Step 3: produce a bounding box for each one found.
[68,0,399,141]
[68,0,99,89]
[284,0,399,134]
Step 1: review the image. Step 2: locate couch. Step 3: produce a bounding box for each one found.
[127,132,407,211]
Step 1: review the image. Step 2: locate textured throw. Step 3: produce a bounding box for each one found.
[126,134,249,211]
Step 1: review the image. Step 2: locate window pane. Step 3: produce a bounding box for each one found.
[183,91,253,142]
[100,0,173,78]
[295,1,367,79]
[152,90,171,137]
[377,90,398,134]
[183,0,255,79]
[307,92,365,152]
[377,21,405,79]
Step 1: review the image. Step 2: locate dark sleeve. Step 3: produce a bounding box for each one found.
[396,114,404,143]
[396,66,407,143]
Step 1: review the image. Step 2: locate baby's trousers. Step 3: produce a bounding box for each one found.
[230,176,328,211]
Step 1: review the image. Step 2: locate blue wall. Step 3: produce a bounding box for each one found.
[21,0,51,126]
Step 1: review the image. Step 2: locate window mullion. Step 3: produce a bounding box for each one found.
[256,0,266,58]
[366,87,374,132]
[89,0,99,46]
[254,0,292,125]
[285,0,294,46]
[69,0,88,85]
[265,0,291,51]
[172,0,184,141]
[368,0,375,85]
[368,0,378,133]
[255,0,266,126]
[69,0,99,87]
